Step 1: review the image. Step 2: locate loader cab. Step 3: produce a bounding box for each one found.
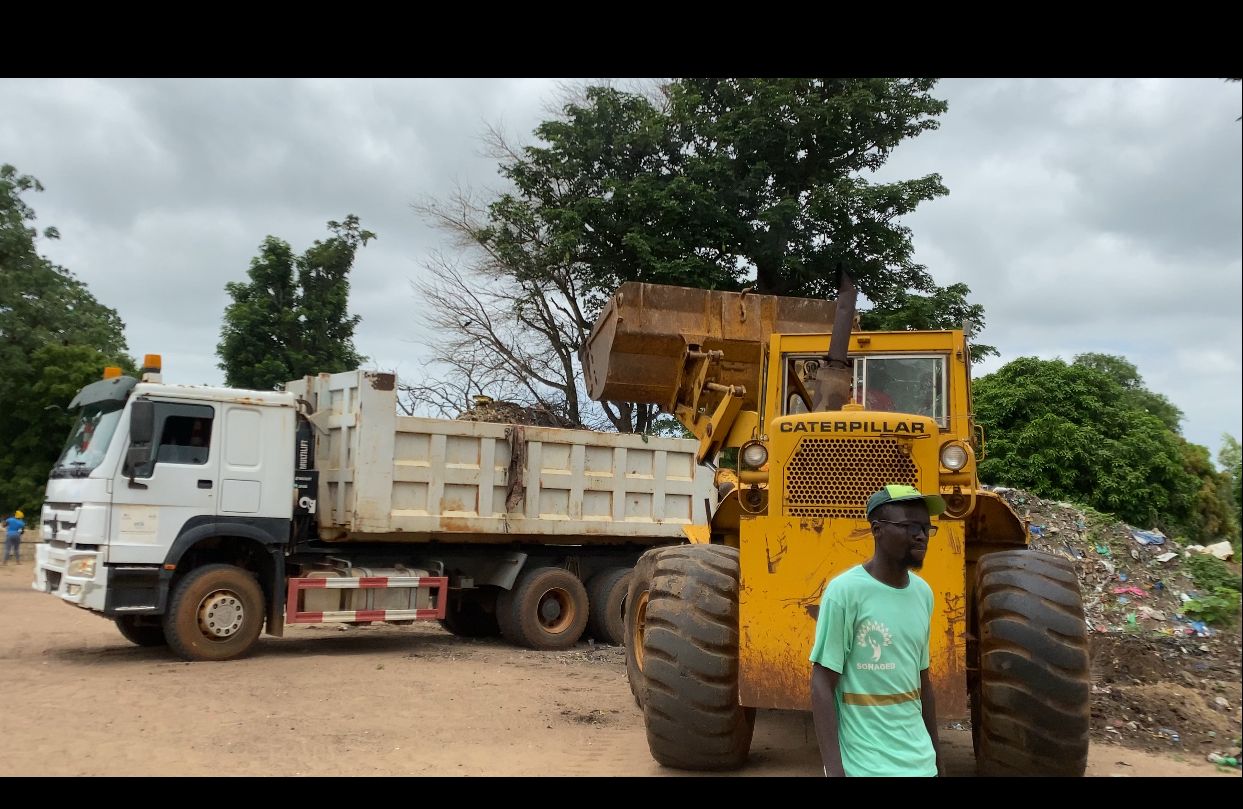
[766,331,970,443]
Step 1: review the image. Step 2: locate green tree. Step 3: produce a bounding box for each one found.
[218,216,372,390]
[1072,352,1183,433]
[0,165,133,515]
[1220,434,1242,528]
[414,79,983,429]
[859,282,998,362]
[973,355,1237,543]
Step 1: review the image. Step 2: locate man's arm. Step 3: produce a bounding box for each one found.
[810,662,846,776]
[919,668,942,776]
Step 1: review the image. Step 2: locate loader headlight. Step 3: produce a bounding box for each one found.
[67,556,97,578]
[940,442,969,471]
[740,441,768,470]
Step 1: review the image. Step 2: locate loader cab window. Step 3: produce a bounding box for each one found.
[127,403,215,477]
[782,353,948,427]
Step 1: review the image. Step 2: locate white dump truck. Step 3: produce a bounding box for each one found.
[33,359,715,661]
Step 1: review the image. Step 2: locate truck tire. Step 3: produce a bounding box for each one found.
[624,549,664,708]
[163,564,266,662]
[114,615,167,647]
[586,567,631,646]
[973,549,1090,776]
[642,544,754,771]
[497,566,589,650]
[439,589,501,638]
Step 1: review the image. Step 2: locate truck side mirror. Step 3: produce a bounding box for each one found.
[130,399,154,443]
[126,400,154,489]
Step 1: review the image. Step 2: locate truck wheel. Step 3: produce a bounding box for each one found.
[497,567,589,650]
[974,549,1090,776]
[642,544,754,771]
[114,615,167,647]
[439,589,501,638]
[586,567,631,646]
[163,564,265,662]
[624,549,664,708]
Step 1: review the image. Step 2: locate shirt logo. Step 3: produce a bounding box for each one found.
[855,620,896,670]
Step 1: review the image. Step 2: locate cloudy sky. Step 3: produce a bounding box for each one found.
[2,78,1239,455]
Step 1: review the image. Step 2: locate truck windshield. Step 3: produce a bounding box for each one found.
[52,402,125,478]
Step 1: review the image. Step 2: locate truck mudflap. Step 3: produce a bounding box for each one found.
[285,575,449,624]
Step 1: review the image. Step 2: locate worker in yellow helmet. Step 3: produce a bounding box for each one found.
[3,510,26,564]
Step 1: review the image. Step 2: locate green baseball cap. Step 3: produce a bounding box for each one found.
[866,484,946,518]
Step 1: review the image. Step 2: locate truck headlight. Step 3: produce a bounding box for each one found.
[740,441,768,470]
[67,556,97,578]
[940,442,969,471]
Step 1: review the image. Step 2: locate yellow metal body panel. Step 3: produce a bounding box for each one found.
[723,329,996,721]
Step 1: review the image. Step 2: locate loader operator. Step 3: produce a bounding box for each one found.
[808,484,946,777]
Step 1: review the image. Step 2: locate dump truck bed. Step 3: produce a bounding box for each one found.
[285,370,716,543]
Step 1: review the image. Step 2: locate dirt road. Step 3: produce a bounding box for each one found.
[1,557,1236,778]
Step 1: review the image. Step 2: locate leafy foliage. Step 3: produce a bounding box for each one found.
[973,355,1237,543]
[1184,552,1242,594]
[0,165,134,515]
[1182,587,1241,627]
[859,282,997,362]
[217,216,372,390]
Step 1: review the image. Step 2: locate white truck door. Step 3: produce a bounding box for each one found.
[109,401,219,564]
[216,404,281,518]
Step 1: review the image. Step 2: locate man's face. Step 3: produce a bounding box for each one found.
[870,500,934,570]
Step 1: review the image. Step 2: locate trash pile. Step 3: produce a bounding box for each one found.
[987,486,1242,758]
[455,396,565,428]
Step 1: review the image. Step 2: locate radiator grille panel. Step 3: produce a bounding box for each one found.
[784,438,919,519]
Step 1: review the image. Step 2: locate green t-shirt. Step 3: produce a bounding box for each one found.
[808,564,936,777]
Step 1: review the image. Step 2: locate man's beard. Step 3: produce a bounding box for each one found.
[902,551,925,571]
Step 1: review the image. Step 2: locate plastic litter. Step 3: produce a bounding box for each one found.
[1206,753,1239,767]
[1095,544,1111,556]
[1130,528,1166,546]
[1112,586,1148,598]
[1157,727,1181,744]
[1154,552,1178,563]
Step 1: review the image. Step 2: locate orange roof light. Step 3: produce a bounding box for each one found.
[102,366,123,379]
[141,354,162,372]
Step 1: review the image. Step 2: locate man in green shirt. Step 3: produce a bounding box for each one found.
[809,484,946,777]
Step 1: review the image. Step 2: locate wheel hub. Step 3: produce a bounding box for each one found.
[537,588,572,632]
[197,590,245,639]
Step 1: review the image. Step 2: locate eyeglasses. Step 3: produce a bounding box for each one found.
[871,519,937,537]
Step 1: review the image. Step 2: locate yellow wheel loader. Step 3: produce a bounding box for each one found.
[581,280,1091,775]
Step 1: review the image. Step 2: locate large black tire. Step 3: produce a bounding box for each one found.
[642,545,754,771]
[973,550,1090,776]
[439,589,501,638]
[497,567,589,650]
[624,549,664,708]
[586,566,631,646]
[114,615,167,647]
[163,564,266,662]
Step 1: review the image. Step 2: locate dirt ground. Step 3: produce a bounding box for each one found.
[1,553,1238,778]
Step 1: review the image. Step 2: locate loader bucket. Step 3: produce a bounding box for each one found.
[581,282,837,412]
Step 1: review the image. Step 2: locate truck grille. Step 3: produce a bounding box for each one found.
[784,438,919,519]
